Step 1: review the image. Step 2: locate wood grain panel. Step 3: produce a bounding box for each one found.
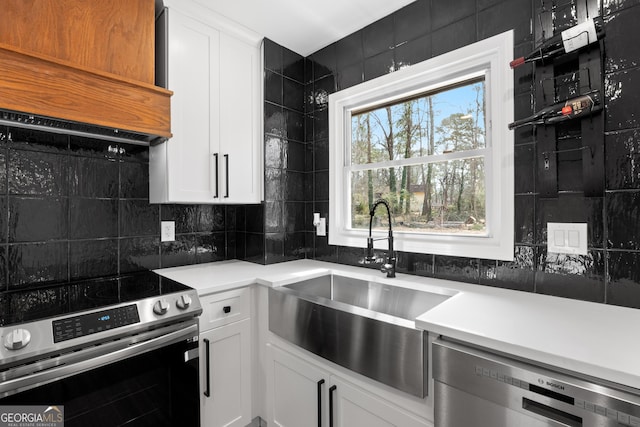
[0,0,155,84]
[0,44,172,137]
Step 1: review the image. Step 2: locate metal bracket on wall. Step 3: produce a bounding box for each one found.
[579,39,605,197]
[535,64,558,198]
[534,0,558,198]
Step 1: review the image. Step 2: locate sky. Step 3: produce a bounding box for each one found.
[353,80,486,159]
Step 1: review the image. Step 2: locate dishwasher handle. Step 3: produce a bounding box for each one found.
[523,398,582,427]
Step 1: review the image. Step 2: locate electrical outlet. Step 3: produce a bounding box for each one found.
[547,223,587,255]
[313,213,326,236]
[317,218,326,237]
[161,221,175,242]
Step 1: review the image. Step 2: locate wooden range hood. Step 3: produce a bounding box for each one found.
[0,0,172,145]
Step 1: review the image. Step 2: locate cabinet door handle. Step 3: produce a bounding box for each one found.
[224,154,229,198]
[329,384,337,427]
[203,338,211,397]
[223,306,231,314]
[317,379,325,427]
[212,153,219,198]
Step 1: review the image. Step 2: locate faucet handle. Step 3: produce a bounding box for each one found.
[380,263,396,278]
[381,254,396,278]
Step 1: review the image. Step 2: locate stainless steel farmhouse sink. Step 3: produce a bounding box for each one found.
[268,274,454,397]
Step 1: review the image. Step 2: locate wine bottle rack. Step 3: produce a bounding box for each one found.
[532,0,604,198]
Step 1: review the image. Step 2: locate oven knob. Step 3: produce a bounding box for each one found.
[4,328,31,350]
[176,294,192,310]
[153,300,170,315]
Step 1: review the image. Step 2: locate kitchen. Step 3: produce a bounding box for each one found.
[1,0,639,426]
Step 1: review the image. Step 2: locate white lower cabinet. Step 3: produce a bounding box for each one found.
[332,376,428,427]
[266,344,431,427]
[267,344,326,427]
[199,289,252,427]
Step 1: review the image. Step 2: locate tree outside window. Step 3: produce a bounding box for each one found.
[349,80,487,236]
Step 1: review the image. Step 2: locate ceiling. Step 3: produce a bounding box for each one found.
[192,0,416,57]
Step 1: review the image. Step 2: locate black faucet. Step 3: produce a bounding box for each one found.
[365,199,396,278]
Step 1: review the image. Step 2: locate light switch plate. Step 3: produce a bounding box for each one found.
[161,221,175,242]
[547,222,587,255]
[316,218,326,237]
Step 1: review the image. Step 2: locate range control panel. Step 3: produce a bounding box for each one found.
[53,305,140,343]
[475,364,640,427]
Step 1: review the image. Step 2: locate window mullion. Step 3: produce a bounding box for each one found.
[348,147,488,171]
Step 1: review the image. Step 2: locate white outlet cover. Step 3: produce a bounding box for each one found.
[317,218,326,237]
[547,223,587,255]
[161,221,176,242]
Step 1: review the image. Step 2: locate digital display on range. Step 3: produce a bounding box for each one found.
[53,305,140,343]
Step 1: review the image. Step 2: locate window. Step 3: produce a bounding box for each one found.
[349,79,487,234]
[329,31,514,260]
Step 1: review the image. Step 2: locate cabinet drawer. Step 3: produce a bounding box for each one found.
[200,287,250,331]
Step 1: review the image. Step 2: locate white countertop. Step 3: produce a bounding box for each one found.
[155,259,640,391]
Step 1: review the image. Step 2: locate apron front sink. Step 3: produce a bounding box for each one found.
[269,274,454,397]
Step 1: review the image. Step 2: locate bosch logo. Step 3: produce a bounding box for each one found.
[546,381,565,391]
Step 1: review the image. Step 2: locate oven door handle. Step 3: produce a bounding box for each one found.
[0,321,199,398]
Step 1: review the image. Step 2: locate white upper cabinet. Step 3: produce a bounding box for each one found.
[150,3,262,204]
[218,32,262,203]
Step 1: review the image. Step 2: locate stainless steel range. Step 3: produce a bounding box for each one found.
[0,271,202,427]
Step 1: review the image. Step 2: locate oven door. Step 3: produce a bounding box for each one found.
[0,320,200,427]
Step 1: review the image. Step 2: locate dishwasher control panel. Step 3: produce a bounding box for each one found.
[474,362,640,427]
[433,338,640,427]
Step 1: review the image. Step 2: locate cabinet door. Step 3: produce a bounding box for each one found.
[266,344,327,427]
[218,33,262,203]
[200,318,251,427]
[330,376,430,427]
[161,8,220,203]
[149,5,262,204]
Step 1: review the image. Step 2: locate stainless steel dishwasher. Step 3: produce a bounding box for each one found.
[433,338,640,427]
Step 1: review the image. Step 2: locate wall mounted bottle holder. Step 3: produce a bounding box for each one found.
[531,0,604,198]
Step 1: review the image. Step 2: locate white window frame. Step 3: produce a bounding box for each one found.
[328,30,514,261]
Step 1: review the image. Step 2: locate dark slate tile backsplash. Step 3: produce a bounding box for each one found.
[0,126,259,291]
[261,0,640,309]
[263,38,308,264]
[3,0,640,312]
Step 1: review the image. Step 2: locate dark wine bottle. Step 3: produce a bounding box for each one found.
[510,17,604,69]
[508,91,601,130]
